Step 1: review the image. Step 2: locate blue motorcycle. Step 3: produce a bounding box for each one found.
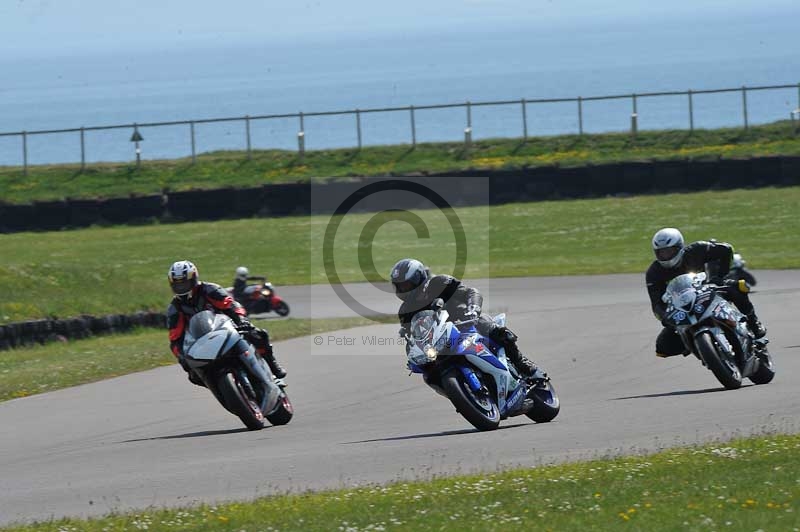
[406,303,560,431]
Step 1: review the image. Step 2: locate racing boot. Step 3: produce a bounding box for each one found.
[258,344,287,379]
[746,311,767,339]
[502,330,546,382]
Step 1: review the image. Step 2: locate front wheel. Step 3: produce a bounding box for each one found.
[525,380,560,423]
[216,370,265,430]
[273,300,290,317]
[442,371,500,431]
[266,393,294,425]
[749,348,776,385]
[695,332,742,390]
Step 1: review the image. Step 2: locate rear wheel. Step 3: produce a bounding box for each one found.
[695,333,742,390]
[266,393,294,425]
[525,380,560,423]
[274,301,290,317]
[749,347,776,385]
[216,370,265,430]
[442,371,500,431]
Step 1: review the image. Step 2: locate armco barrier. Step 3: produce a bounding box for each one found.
[0,311,166,351]
[0,156,798,233]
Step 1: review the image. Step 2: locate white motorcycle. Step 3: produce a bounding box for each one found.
[663,272,775,389]
[406,304,559,431]
[182,310,293,430]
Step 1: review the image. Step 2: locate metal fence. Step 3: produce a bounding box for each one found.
[1,82,799,174]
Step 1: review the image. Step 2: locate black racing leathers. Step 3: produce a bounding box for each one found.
[232,275,267,302]
[645,240,757,357]
[398,274,482,327]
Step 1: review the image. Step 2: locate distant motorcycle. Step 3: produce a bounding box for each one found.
[725,253,757,287]
[182,310,293,430]
[662,272,774,389]
[230,281,290,317]
[405,302,559,431]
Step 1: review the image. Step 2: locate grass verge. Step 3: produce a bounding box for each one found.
[0,122,798,203]
[1,186,798,323]
[0,316,390,402]
[2,432,798,531]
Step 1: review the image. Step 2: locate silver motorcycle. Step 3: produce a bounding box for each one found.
[662,272,775,389]
[182,310,293,430]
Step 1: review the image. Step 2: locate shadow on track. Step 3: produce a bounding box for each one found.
[120,427,254,443]
[610,385,753,401]
[342,423,531,444]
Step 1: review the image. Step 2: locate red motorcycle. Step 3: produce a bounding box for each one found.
[229,282,290,317]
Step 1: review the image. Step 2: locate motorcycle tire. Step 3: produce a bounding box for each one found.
[216,370,265,430]
[442,371,500,431]
[266,393,294,425]
[274,301,290,317]
[749,349,776,385]
[525,380,561,423]
[695,332,742,390]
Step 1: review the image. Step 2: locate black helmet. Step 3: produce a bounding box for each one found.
[389,258,428,301]
[168,260,199,299]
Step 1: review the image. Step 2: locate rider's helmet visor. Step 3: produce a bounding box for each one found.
[655,245,681,262]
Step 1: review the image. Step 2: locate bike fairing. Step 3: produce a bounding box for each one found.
[407,311,529,418]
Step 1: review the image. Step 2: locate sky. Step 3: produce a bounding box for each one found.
[1,0,797,58]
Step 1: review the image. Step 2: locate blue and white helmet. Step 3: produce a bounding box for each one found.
[390,258,428,301]
[652,228,685,268]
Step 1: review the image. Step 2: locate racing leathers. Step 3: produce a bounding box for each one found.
[645,240,765,357]
[167,281,286,381]
[398,273,542,379]
[232,275,267,302]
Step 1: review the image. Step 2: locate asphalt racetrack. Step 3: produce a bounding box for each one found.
[1,272,798,525]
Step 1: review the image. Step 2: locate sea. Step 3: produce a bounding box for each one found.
[0,12,798,166]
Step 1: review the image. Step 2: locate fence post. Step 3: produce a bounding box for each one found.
[190,122,196,164]
[742,86,749,130]
[466,100,472,129]
[245,115,252,159]
[410,105,417,148]
[577,97,584,135]
[356,109,362,150]
[22,131,28,176]
[631,94,638,137]
[521,98,528,141]
[688,89,694,132]
[298,112,305,162]
[80,127,85,171]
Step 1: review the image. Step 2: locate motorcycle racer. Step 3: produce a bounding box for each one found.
[646,228,766,358]
[167,260,287,381]
[390,258,546,381]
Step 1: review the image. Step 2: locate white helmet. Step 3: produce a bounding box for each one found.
[652,228,685,268]
[732,253,745,269]
[235,266,249,281]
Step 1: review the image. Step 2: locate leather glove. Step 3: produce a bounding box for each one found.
[464,304,481,320]
[398,325,409,338]
[237,318,255,332]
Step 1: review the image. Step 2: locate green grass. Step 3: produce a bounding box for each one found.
[1,186,798,323]
[0,122,798,203]
[3,432,798,531]
[0,316,390,402]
